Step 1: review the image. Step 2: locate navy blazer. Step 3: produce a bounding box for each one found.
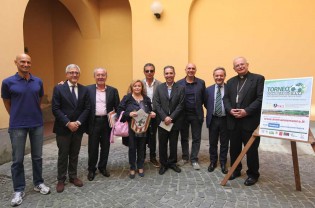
[177,77,205,122]
[223,72,264,131]
[116,93,152,123]
[204,84,226,128]
[86,84,120,135]
[153,82,185,130]
[52,82,90,135]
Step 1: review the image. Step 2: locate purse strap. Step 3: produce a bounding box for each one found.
[109,111,125,144]
[117,111,124,122]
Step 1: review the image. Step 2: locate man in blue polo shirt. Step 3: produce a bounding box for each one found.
[1,53,50,207]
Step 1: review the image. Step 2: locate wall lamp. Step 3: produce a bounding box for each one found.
[150,1,163,19]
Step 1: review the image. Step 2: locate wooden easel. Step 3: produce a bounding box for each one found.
[220,126,315,191]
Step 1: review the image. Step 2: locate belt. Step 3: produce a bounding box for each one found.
[212,115,226,118]
[95,115,107,119]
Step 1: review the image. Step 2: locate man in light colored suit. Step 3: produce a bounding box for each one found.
[153,65,185,175]
[205,67,229,174]
[52,64,90,192]
[223,57,264,186]
[142,63,161,167]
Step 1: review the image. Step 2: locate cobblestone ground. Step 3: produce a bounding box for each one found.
[0,134,314,208]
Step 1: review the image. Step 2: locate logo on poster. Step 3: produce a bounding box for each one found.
[267,83,306,96]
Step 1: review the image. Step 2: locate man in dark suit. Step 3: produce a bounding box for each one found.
[205,67,229,174]
[223,57,264,186]
[153,65,185,175]
[52,64,90,193]
[86,68,120,181]
[177,63,205,170]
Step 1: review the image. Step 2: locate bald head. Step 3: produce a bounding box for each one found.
[233,56,249,76]
[185,63,197,78]
[15,53,32,77]
[233,57,247,66]
[15,53,31,62]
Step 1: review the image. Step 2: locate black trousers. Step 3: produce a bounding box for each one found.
[180,111,203,162]
[229,121,260,179]
[56,132,83,181]
[158,127,179,167]
[88,116,111,172]
[208,116,229,165]
[128,132,146,170]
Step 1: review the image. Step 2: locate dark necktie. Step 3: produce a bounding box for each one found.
[215,85,222,116]
[71,85,77,105]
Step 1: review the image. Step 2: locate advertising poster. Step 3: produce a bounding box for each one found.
[259,77,313,141]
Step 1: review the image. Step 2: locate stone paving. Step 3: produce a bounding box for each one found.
[0,132,315,208]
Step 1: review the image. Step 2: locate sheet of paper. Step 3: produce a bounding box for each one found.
[159,121,173,132]
[133,108,149,127]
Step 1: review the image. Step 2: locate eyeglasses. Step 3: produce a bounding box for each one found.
[67,71,80,75]
[95,74,106,77]
[145,70,154,73]
[234,63,246,68]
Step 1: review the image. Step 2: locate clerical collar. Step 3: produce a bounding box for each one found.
[238,72,249,79]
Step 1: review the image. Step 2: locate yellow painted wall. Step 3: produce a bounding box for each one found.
[24,0,55,102]
[51,0,132,94]
[190,0,315,119]
[129,0,194,82]
[0,0,29,127]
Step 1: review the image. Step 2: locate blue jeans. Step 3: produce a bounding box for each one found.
[9,126,44,192]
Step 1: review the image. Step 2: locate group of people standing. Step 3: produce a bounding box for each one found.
[1,53,264,207]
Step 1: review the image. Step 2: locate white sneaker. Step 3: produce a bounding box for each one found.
[11,192,25,207]
[192,162,200,170]
[34,183,51,195]
[177,159,189,167]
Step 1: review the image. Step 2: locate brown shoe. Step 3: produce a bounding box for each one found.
[56,181,65,193]
[69,178,83,187]
[150,158,160,168]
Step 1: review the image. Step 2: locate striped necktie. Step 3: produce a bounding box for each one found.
[215,85,222,116]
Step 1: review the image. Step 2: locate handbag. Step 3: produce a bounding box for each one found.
[110,111,129,143]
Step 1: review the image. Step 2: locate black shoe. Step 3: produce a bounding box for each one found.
[229,171,241,180]
[169,165,181,173]
[87,171,95,181]
[138,169,145,177]
[220,164,228,174]
[159,166,168,175]
[244,177,258,186]
[208,163,217,172]
[100,169,110,177]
